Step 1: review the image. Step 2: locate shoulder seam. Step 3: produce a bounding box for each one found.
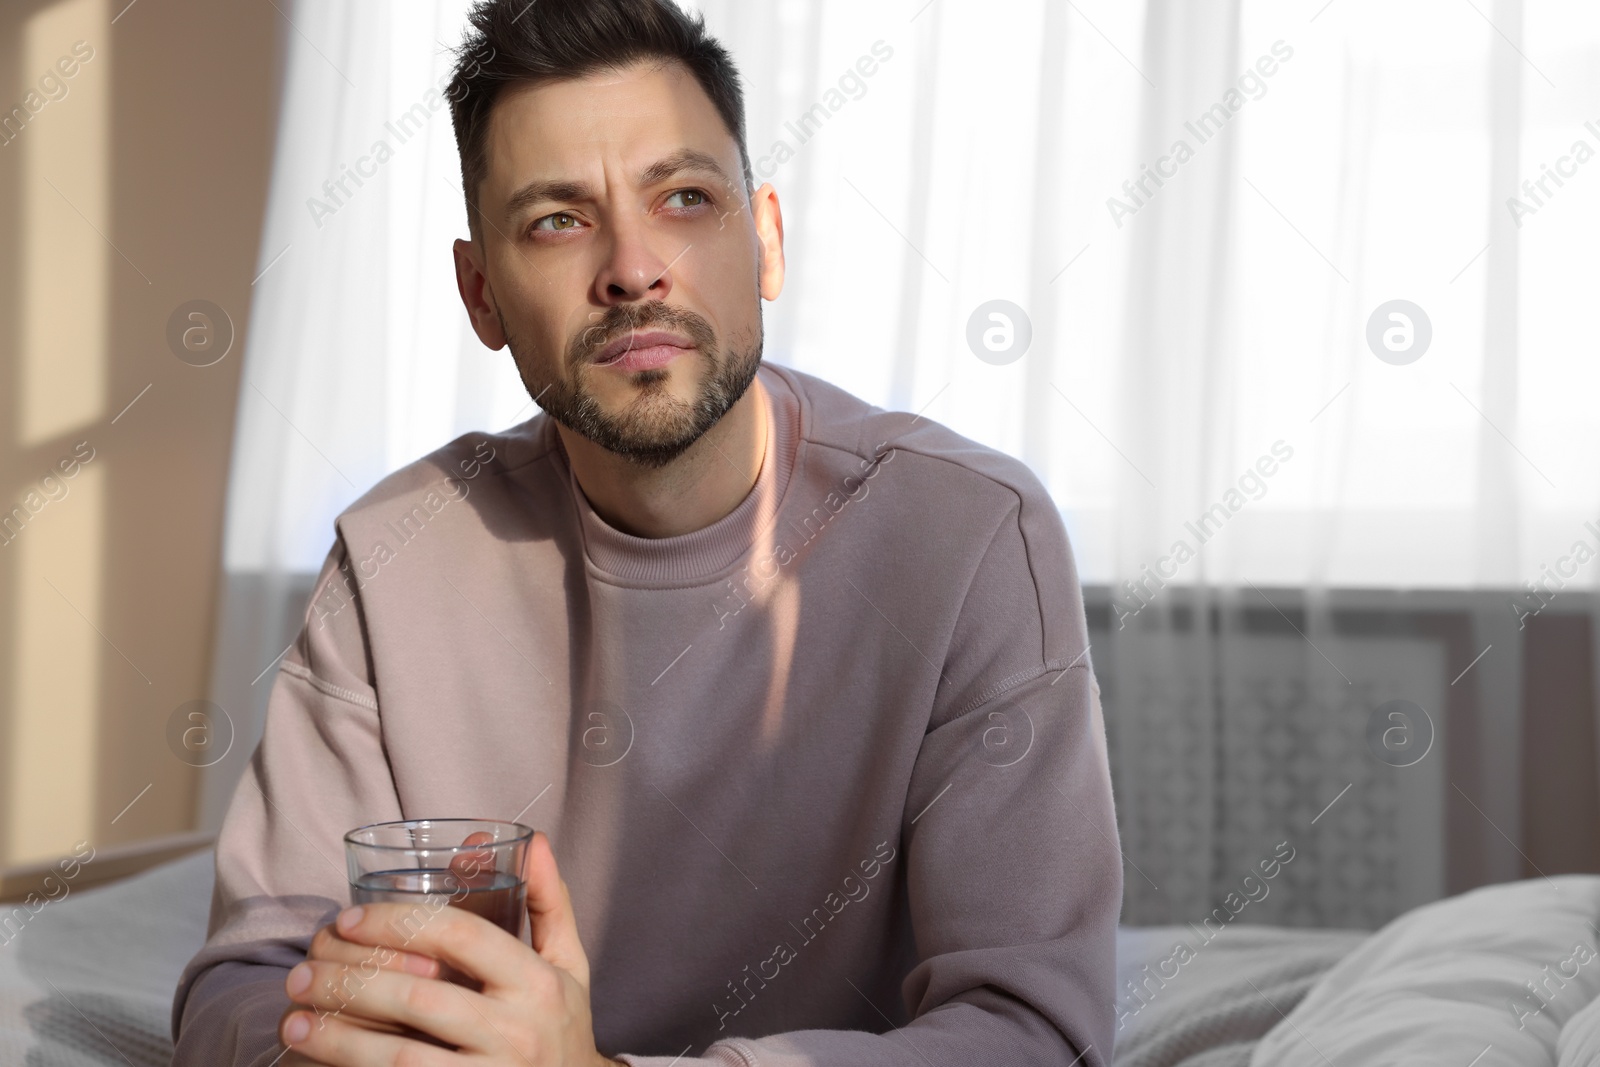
[951,661,1091,720]
[279,660,379,711]
[871,437,1046,510]
[339,423,561,523]
[783,369,1048,509]
[937,496,1045,717]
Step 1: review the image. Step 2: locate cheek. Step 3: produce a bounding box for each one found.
[503,289,586,373]
[684,240,761,344]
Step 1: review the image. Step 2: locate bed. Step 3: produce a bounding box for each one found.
[3,852,1598,1066]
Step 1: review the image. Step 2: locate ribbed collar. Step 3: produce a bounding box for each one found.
[553,365,802,587]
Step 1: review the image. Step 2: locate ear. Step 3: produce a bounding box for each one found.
[751,182,785,302]
[454,236,508,350]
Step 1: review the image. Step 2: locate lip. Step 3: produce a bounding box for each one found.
[593,330,696,371]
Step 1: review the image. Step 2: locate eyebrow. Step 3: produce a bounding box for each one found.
[503,149,737,221]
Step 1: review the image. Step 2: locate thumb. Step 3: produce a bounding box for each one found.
[523,831,590,987]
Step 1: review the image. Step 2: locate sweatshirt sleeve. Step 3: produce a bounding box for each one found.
[170,539,404,1067]
[617,483,1123,1067]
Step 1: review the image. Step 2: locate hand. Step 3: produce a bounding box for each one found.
[280,831,620,1065]
[275,912,446,1058]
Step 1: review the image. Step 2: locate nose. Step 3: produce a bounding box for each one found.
[592,213,677,305]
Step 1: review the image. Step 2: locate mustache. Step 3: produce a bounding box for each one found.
[570,304,718,366]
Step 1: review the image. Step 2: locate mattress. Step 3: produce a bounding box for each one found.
[0,849,1368,1065]
[1112,924,1368,1067]
[0,850,215,1066]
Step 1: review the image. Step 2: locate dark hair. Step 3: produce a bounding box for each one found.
[446,0,753,238]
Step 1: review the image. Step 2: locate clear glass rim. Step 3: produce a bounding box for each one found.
[343,818,536,852]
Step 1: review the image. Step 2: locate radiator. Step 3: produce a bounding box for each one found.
[1100,629,1447,930]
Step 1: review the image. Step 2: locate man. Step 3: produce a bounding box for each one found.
[171,0,1122,1063]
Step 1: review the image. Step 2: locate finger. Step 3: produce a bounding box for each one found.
[281,1007,456,1067]
[331,900,538,992]
[284,960,487,1050]
[307,923,441,980]
[279,996,463,1053]
[523,830,591,987]
[280,1000,408,1040]
[449,830,498,889]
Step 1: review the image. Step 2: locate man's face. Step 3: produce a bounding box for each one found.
[455,60,784,468]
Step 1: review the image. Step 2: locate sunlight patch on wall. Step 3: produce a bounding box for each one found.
[18,0,109,446]
[6,461,105,867]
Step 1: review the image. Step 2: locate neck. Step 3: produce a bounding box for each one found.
[555,376,769,539]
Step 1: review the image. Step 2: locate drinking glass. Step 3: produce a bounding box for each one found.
[343,819,534,945]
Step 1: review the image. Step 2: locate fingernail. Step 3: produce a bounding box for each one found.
[286,962,312,996]
[402,953,436,977]
[284,1012,311,1044]
[336,906,363,932]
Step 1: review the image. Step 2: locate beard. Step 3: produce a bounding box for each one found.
[503,301,762,469]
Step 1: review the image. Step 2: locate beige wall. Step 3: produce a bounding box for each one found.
[0,0,280,891]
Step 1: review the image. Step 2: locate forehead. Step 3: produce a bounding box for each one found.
[481,59,738,192]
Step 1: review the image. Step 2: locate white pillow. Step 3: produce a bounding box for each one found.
[1252,874,1600,1067]
[1558,987,1600,1066]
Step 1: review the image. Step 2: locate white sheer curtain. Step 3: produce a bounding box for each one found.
[206,0,1600,921]
[1094,0,1600,925]
[201,0,526,826]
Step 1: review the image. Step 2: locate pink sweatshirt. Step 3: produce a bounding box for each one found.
[171,363,1122,1066]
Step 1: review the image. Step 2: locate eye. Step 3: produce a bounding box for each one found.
[531,212,582,234]
[663,189,708,210]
